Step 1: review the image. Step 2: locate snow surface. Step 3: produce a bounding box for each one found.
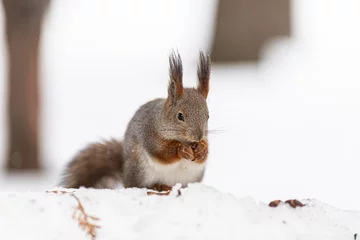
[0,184,359,240]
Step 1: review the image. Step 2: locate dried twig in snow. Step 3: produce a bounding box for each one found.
[71,194,100,240]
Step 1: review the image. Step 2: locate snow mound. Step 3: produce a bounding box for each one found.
[0,184,359,240]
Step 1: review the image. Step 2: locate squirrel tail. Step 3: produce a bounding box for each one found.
[59,139,124,189]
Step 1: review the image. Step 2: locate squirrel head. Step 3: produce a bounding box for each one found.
[163,50,211,144]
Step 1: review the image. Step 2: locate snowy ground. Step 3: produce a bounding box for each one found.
[1,0,360,221]
[0,184,359,240]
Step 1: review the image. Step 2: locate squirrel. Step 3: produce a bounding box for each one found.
[59,50,211,192]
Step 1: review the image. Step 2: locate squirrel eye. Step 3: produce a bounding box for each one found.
[177,112,184,121]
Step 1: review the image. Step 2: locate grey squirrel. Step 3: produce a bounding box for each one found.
[59,50,211,192]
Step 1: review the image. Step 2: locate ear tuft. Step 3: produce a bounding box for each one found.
[197,51,211,99]
[169,50,183,85]
[168,50,184,105]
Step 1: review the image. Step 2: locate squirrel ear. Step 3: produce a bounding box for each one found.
[167,50,184,105]
[197,51,211,99]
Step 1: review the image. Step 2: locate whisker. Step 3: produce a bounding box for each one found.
[207,129,227,135]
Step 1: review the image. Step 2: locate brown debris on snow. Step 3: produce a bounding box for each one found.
[285,199,305,208]
[269,200,282,207]
[46,190,74,195]
[269,199,305,208]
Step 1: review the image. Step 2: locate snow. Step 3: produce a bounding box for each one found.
[0,184,359,240]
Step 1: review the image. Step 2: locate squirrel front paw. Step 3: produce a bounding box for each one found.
[178,144,195,160]
[191,140,208,162]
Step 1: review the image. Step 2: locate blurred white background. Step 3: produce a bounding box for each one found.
[1,0,360,211]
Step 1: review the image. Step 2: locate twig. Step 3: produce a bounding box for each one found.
[70,194,100,240]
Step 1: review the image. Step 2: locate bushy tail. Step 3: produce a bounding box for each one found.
[59,139,124,189]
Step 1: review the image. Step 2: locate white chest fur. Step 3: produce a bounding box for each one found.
[142,151,206,188]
